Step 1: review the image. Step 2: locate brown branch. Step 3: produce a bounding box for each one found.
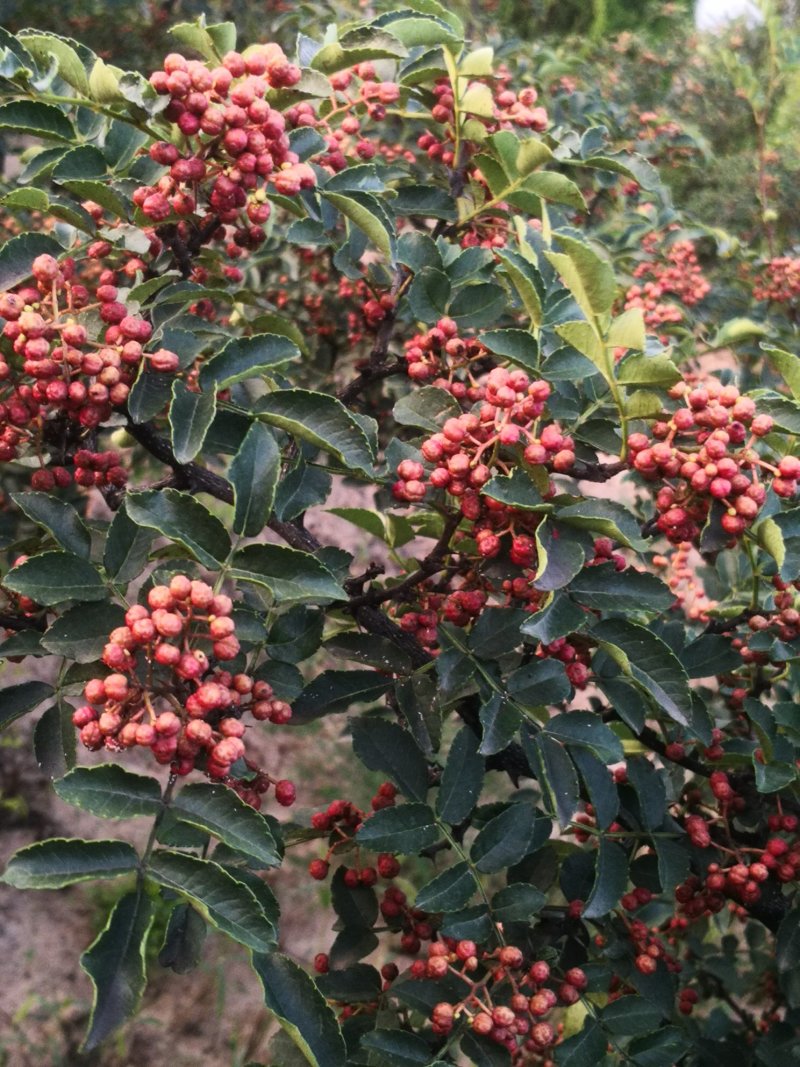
[337,358,407,405]
[347,511,462,609]
[0,611,47,633]
[336,267,409,405]
[573,460,627,482]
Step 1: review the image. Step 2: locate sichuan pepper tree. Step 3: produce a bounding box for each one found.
[1,6,800,1065]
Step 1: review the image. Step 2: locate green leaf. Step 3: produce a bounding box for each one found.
[517,137,553,175]
[495,247,543,326]
[169,19,236,61]
[449,282,505,328]
[17,30,92,93]
[601,995,664,1035]
[533,521,586,590]
[375,10,461,46]
[654,837,689,894]
[710,317,769,348]
[437,726,484,825]
[104,505,153,583]
[356,803,439,853]
[199,334,300,390]
[125,489,231,569]
[507,659,571,707]
[554,1018,607,1066]
[0,232,63,290]
[324,190,394,259]
[545,711,623,763]
[470,802,542,873]
[88,56,123,102]
[2,187,50,212]
[12,492,91,558]
[60,178,127,219]
[763,344,800,401]
[478,694,521,756]
[546,234,616,321]
[327,507,414,549]
[469,607,528,659]
[393,184,457,220]
[158,902,207,974]
[169,380,217,464]
[491,882,546,923]
[398,231,443,272]
[776,908,800,972]
[42,602,126,662]
[361,1029,435,1066]
[252,952,347,1067]
[0,680,55,729]
[526,171,586,210]
[0,99,74,140]
[310,26,408,74]
[291,669,392,725]
[329,866,377,931]
[268,607,324,664]
[627,1027,691,1067]
[3,551,106,606]
[172,783,281,868]
[625,756,667,830]
[351,718,429,802]
[34,702,76,779]
[555,321,605,370]
[393,385,461,432]
[415,861,476,912]
[521,592,587,645]
[256,389,375,475]
[608,307,646,352]
[556,500,643,549]
[80,891,155,1051]
[315,962,382,1003]
[593,619,692,727]
[408,266,452,323]
[524,731,580,827]
[481,329,539,372]
[584,839,628,919]
[231,544,345,605]
[148,850,275,952]
[54,765,162,818]
[2,837,138,889]
[570,747,619,829]
[229,422,280,538]
[569,563,672,615]
[616,352,681,387]
[756,515,786,570]
[459,44,493,75]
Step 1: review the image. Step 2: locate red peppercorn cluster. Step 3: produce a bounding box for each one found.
[402,317,488,383]
[418,78,547,169]
[715,576,800,693]
[72,575,294,803]
[142,46,314,248]
[394,367,572,507]
[628,377,795,544]
[624,232,710,332]
[0,255,177,485]
[289,63,406,171]
[423,941,588,1058]
[622,915,681,977]
[753,255,800,305]
[673,780,800,920]
[307,783,399,881]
